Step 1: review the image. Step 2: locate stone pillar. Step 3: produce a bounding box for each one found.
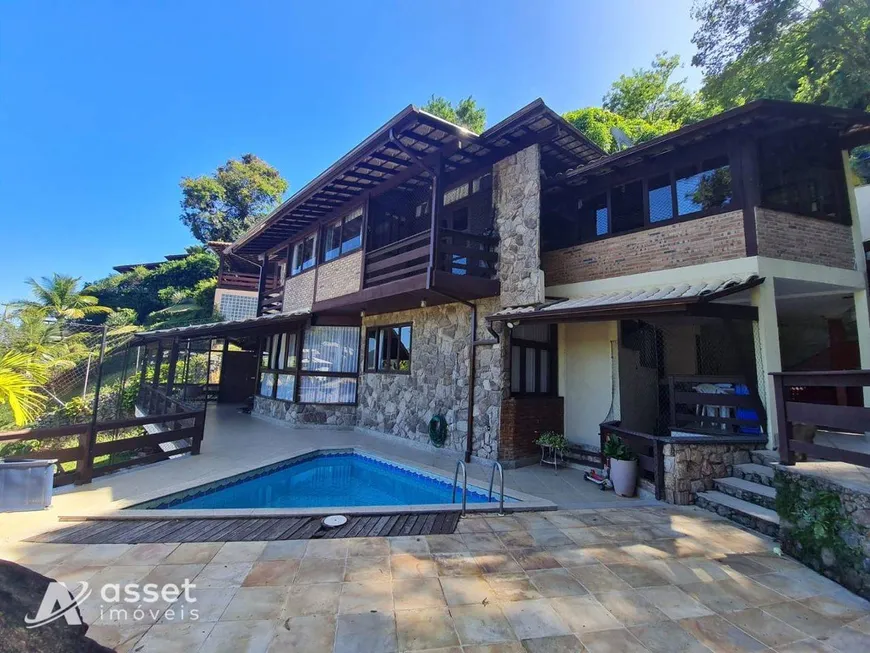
[493,144,545,308]
[751,280,782,448]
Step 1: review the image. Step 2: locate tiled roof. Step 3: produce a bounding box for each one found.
[490,274,761,318]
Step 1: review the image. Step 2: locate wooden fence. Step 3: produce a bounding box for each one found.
[669,375,765,435]
[0,387,204,487]
[773,370,870,467]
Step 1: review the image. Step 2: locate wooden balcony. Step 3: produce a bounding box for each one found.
[363,229,498,289]
[218,271,260,291]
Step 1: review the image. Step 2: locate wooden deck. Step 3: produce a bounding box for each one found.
[28,512,461,544]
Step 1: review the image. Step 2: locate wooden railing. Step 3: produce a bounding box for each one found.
[773,370,870,467]
[0,388,204,487]
[218,271,260,291]
[259,288,284,314]
[363,229,499,288]
[364,230,431,288]
[436,230,498,279]
[600,421,665,499]
[669,375,765,436]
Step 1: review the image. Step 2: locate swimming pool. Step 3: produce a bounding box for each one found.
[136,451,511,510]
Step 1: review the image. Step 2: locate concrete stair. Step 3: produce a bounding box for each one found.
[732,463,775,487]
[713,477,777,510]
[696,454,780,538]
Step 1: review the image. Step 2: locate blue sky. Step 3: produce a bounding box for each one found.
[0,0,701,307]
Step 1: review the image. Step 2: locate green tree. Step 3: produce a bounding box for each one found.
[421,95,487,134]
[0,350,48,426]
[692,0,870,110]
[603,52,714,124]
[563,107,679,154]
[180,154,289,243]
[15,274,112,321]
[88,251,219,322]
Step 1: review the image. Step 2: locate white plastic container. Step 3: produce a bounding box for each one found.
[0,459,57,511]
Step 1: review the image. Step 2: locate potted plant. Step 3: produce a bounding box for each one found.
[602,434,637,497]
[535,431,568,471]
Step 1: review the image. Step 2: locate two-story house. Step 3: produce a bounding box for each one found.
[135,98,870,502]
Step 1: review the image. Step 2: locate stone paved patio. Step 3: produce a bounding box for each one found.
[4,505,870,652]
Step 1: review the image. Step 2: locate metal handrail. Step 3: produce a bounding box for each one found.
[452,460,468,517]
[487,461,506,516]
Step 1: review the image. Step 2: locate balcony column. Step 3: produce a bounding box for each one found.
[256,256,268,317]
[427,153,443,289]
[751,279,782,448]
[842,148,870,406]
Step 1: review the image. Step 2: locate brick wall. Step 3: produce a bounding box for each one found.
[499,396,564,463]
[316,251,362,302]
[541,210,746,286]
[282,269,315,312]
[755,208,855,270]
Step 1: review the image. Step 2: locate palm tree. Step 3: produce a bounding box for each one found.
[0,350,48,426]
[16,274,113,321]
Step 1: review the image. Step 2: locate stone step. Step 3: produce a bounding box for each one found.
[732,463,775,487]
[695,490,780,538]
[713,476,777,510]
[750,449,780,467]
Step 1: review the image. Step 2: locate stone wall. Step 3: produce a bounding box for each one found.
[282,269,316,313]
[663,441,754,505]
[315,251,362,302]
[500,396,564,465]
[357,296,506,460]
[775,465,870,599]
[542,210,746,286]
[494,144,545,307]
[253,395,357,428]
[755,208,856,270]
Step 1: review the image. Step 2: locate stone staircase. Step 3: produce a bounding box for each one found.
[695,452,780,538]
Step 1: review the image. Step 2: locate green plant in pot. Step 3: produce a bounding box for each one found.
[535,431,568,469]
[602,434,638,497]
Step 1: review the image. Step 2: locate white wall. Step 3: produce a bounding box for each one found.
[856,184,870,244]
[559,321,618,450]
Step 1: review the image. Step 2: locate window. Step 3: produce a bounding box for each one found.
[290,233,317,276]
[759,132,844,220]
[648,173,673,223]
[510,324,556,395]
[365,324,412,374]
[322,208,363,263]
[675,156,732,216]
[568,154,733,247]
[258,326,359,404]
[300,326,360,403]
[257,332,299,401]
[578,193,608,240]
[610,181,644,234]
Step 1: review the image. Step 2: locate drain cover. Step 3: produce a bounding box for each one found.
[322,515,348,528]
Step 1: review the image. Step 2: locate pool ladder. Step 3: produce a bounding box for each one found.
[452,460,506,518]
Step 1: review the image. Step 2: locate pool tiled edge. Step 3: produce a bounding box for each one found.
[58,446,556,521]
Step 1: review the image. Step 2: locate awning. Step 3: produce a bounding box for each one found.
[487,275,763,323]
[131,309,311,344]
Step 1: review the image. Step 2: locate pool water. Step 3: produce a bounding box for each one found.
[144,452,503,509]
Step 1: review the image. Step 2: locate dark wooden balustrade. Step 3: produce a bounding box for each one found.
[436,230,498,279]
[363,229,498,289]
[218,271,261,291]
[600,421,665,499]
[668,375,765,436]
[773,370,870,467]
[364,231,432,287]
[0,387,205,487]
